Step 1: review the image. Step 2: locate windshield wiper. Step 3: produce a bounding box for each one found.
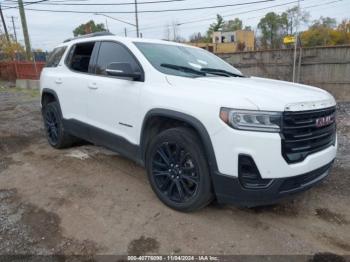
[200,68,243,77]
[160,63,206,76]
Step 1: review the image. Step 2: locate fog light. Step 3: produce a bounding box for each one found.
[238,155,273,189]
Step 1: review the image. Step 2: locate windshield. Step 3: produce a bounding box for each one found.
[134,42,243,78]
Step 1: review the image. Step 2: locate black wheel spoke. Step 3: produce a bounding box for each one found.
[167,181,176,196]
[157,148,170,166]
[182,174,198,185]
[154,171,171,177]
[180,179,193,196]
[174,144,181,164]
[180,152,191,165]
[160,178,172,191]
[153,160,168,169]
[164,143,174,163]
[152,140,199,204]
[174,180,184,201]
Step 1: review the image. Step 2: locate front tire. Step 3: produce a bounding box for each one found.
[42,101,75,149]
[146,127,213,212]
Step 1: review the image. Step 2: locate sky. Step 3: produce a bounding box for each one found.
[0,0,349,51]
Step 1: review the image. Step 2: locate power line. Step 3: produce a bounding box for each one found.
[172,0,343,26]
[2,0,276,13]
[121,0,344,34]
[178,0,304,26]
[2,0,51,9]
[2,0,188,6]
[122,0,302,34]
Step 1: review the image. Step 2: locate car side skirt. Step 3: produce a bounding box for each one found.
[63,119,143,166]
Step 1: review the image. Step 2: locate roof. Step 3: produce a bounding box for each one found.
[59,32,190,48]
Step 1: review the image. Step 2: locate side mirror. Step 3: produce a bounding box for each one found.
[105,62,141,80]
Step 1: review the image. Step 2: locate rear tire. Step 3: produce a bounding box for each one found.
[42,101,76,149]
[146,127,213,212]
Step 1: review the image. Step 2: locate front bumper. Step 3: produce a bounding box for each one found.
[211,160,334,207]
[211,124,337,179]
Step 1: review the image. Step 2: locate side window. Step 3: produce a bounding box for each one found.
[45,46,67,67]
[66,42,96,73]
[95,42,141,76]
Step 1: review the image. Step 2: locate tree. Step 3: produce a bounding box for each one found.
[222,18,242,32]
[189,32,210,43]
[300,17,350,47]
[337,19,350,33]
[311,17,337,29]
[73,20,106,36]
[337,19,350,44]
[0,35,25,60]
[244,26,252,31]
[207,14,224,38]
[281,6,309,35]
[171,20,180,42]
[163,23,171,40]
[258,12,286,49]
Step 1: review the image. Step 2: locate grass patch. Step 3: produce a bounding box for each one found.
[0,87,40,97]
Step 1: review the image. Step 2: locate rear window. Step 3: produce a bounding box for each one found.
[65,42,96,73]
[45,46,67,67]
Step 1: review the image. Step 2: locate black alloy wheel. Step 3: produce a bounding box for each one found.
[44,108,59,145]
[42,101,76,149]
[146,127,213,212]
[152,141,200,203]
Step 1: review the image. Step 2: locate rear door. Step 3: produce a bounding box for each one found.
[58,41,99,126]
[87,41,144,145]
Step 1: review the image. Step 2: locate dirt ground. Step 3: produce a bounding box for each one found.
[0,86,349,258]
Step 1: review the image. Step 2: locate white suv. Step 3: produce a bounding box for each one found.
[40,32,337,211]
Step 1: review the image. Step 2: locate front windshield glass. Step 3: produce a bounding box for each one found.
[134,42,243,78]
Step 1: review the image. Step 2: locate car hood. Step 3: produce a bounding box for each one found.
[167,75,336,112]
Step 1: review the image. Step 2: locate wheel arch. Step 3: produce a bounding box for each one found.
[140,108,218,173]
[41,88,60,107]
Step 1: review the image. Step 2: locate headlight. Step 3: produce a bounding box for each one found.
[220,108,282,132]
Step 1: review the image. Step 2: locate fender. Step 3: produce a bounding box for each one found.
[140,108,218,173]
[41,88,61,109]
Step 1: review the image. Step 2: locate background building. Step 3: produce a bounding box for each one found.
[188,29,255,53]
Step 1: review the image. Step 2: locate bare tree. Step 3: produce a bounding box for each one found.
[171,20,180,41]
[163,23,171,40]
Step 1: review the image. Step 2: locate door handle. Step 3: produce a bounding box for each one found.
[55,79,63,84]
[88,83,98,90]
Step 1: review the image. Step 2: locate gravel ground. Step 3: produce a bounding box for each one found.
[0,86,349,259]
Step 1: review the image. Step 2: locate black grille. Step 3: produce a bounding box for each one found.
[282,107,336,163]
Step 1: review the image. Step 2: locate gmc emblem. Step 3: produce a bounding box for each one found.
[315,115,335,128]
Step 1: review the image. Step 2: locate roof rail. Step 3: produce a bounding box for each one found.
[63,31,114,43]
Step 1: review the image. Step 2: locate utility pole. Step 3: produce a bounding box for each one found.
[18,0,32,60]
[134,0,139,38]
[292,0,300,83]
[11,16,17,42]
[0,4,10,41]
[124,28,127,37]
[105,19,109,32]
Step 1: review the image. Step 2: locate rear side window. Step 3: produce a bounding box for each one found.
[95,42,141,76]
[45,46,67,67]
[66,42,96,73]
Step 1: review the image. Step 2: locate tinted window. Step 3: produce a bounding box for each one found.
[66,42,95,73]
[96,42,141,76]
[45,46,67,67]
